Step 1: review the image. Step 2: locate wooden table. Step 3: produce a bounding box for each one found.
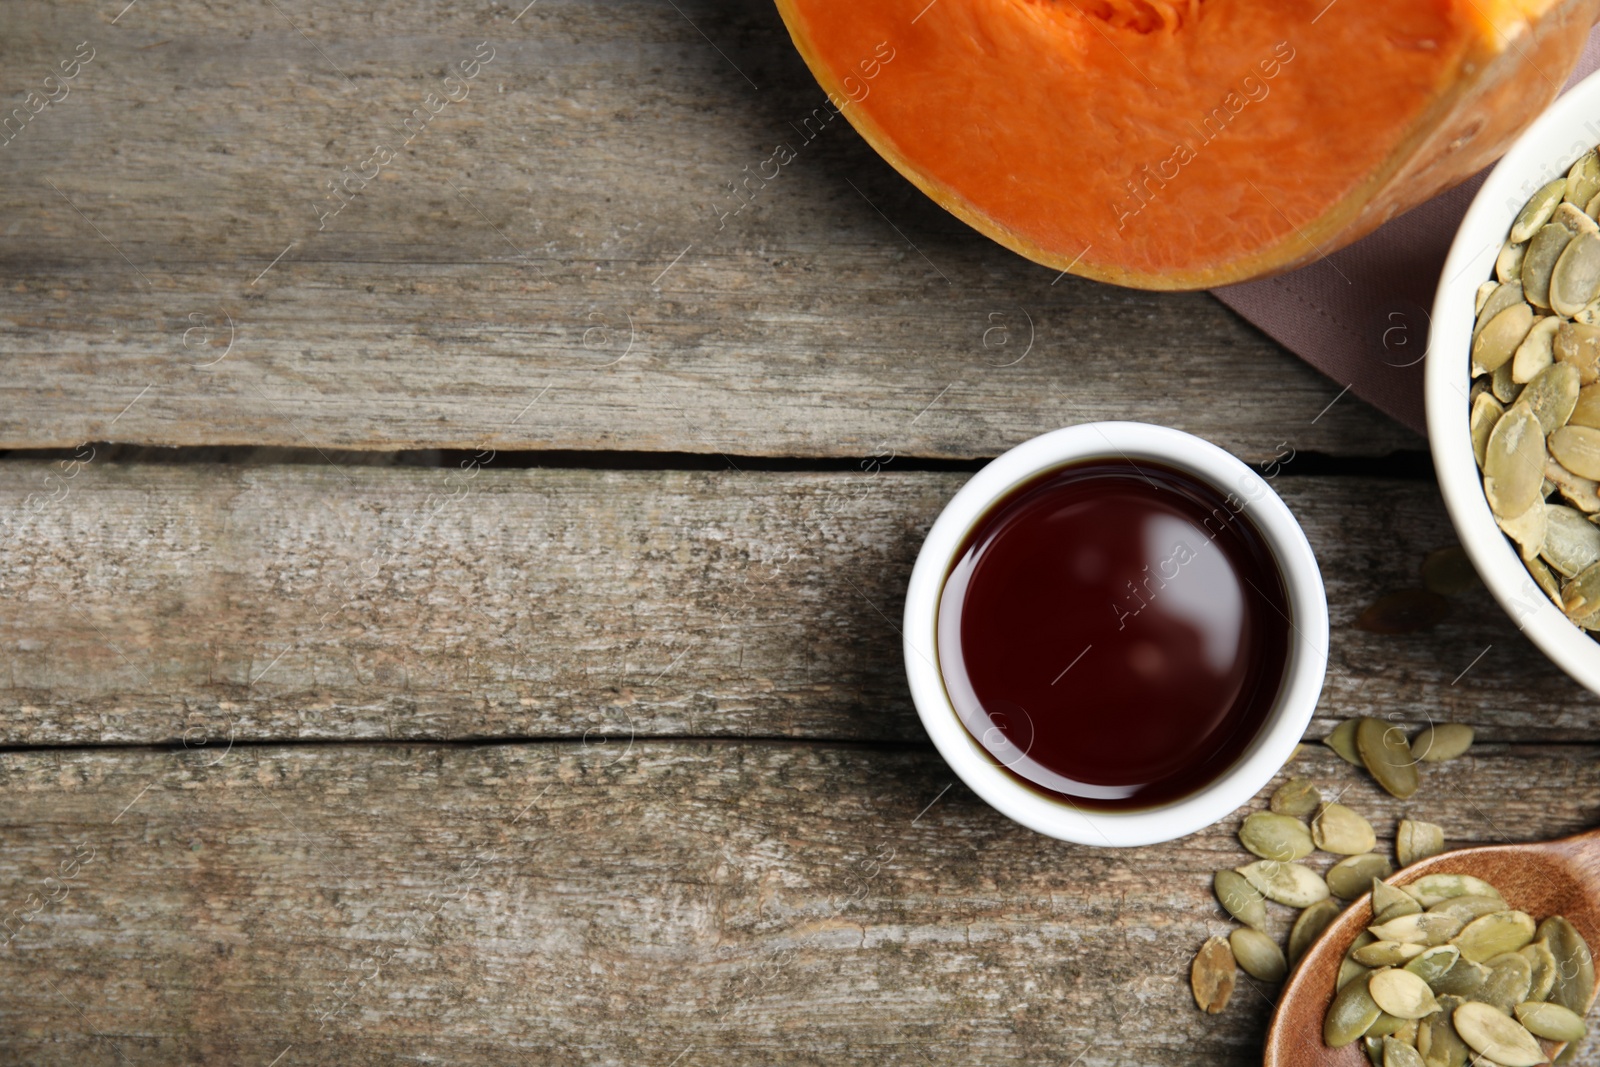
[3,0,1597,1063]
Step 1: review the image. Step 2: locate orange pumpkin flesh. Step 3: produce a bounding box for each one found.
[775,0,1600,289]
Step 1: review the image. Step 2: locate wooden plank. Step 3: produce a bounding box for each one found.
[0,0,1417,459]
[2,461,1594,746]
[1,741,1596,1065]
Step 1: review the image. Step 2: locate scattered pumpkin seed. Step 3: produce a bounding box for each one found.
[1484,405,1550,517]
[1553,233,1600,317]
[1314,803,1378,855]
[1397,819,1447,867]
[1326,971,1385,1047]
[1213,869,1267,932]
[1329,854,1396,900]
[1405,875,1503,908]
[1452,1001,1546,1066]
[1325,719,1363,765]
[1513,314,1561,381]
[1538,915,1595,1014]
[1474,302,1538,373]
[1270,776,1320,818]
[1229,926,1287,982]
[1454,910,1537,963]
[1190,935,1234,1013]
[1236,860,1330,908]
[1357,717,1421,800]
[1515,1000,1587,1042]
[1239,811,1315,861]
[1571,382,1600,427]
[1513,178,1567,242]
[1411,724,1475,763]
[1479,281,1530,342]
[1290,898,1343,966]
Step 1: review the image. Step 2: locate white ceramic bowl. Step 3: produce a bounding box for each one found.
[902,422,1329,846]
[1429,69,1600,697]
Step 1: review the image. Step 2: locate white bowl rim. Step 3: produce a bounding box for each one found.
[901,421,1330,847]
[1427,67,1600,697]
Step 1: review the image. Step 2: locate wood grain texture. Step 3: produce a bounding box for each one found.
[0,0,1418,459]
[1,742,1597,1066]
[1,460,1595,747]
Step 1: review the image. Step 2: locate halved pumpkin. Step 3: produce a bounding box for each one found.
[775,0,1600,289]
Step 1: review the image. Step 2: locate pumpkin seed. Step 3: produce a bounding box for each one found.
[1190,935,1234,1013]
[1537,915,1595,1014]
[1526,223,1574,308]
[1484,406,1549,518]
[1418,995,1471,1067]
[1213,869,1268,931]
[1364,1035,1386,1067]
[1430,895,1511,923]
[1385,1035,1426,1067]
[1479,281,1529,340]
[1270,776,1320,817]
[1571,382,1600,427]
[1561,559,1600,619]
[1551,423,1600,480]
[1498,239,1529,285]
[1237,860,1330,908]
[1495,358,1527,403]
[1523,361,1582,431]
[1406,875,1504,908]
[1411,723,1475,763]
[1454,911,1537,963]
[1290,897,1343,966]
[1397,819,1448,868]
[1545,455,1600,512]
[1530,555,1564,602]
[1404,944,1462,986]
[1326,971,1386,1047]
[1452,1001,1546,1066]
[1542,503,1600,577]
[1326,719,1364,765]
[1480,950,1535,1012]
[1496,499,1549,563]
[1228,926,1287,982]
[1314,803,1378,855]
[1556,320,1600,383]
[1575,300,1600,325]
[1473,302,1538,373]
[1357,716,1421,800]
[1343,932,1377,990]
[1552,233,1600,317]
[1378,899,1428,926]
[1557,200,1599,236]
[1515,1000,1587,1042]
[1371,968,1442,1018]
[1513,178,1567,242]
[1522,939,1560,1002]
[1471,393,1506,469]
[1377,877,1423,915]
[1512,314,1560,381]
[1239,811,1315,861]
[1330,855,1396,900]
[1356,941,1430,967]
[1421,546,1480,594]
[1372,913,1467,947]
[1431,955,1492,997]
[1571,151,1600,209]
[1477,280,1500,318]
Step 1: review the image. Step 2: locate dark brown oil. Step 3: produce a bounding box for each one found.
[937,458,1291,811]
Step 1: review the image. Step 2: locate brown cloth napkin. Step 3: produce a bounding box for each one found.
[1212,32,1600,436]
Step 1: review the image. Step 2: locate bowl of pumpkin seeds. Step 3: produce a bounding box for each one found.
[1429,69,1600,695]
